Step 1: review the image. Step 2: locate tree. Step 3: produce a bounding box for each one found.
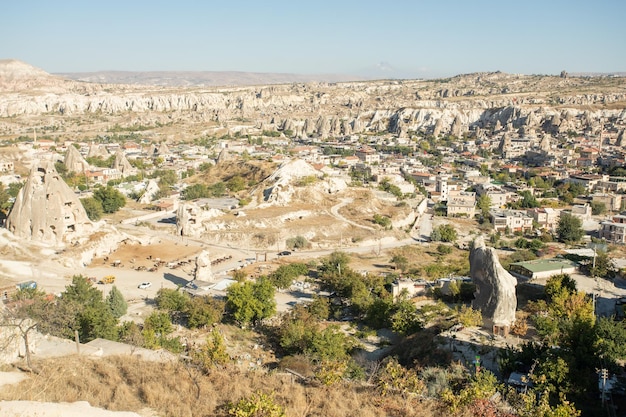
[588,250,617,280]
[594,317,626,363]
[93,186,126,213]
[80,197,103,221]
[477,194,492,219]
[556,212,584,243]
[61,275,119,342]
[390,254,409,273]
[106,285,127,318]
[226,277,276,325]
[519,190,539,208]
[431,224,458,243]
[590,201,606,215]
[185,296,224,329]
[155,288,190,313]
[0,288,51,368]
[285,235,310,250]
[373,213,392,229]
[226,175,246,192]
[191,330,230,372]
[269,263,307,290]
[181,183,209,200]
[389,298,424,335]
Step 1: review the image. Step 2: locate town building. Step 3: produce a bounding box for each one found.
[509,258,578,280]
[447,190,476,218]
[489,209,534,233]
[599,215,626,244]
[528,207,560,231]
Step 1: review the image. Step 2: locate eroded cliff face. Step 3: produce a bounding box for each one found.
[6,161,93,245]
[1,62,624,140]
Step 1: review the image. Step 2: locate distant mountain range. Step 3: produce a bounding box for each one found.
[53,61,433,87]
[54,70,372,87]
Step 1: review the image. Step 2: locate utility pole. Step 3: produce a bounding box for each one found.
[600,368,608,404]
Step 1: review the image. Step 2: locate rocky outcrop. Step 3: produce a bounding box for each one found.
[469,236,517,332]
[138,179,159,204]
[112,149,134,175]
[260,159,322,206]
[64,146,90,174]
[194,250,214,282]
[6,161,93,245]
[87,143,109,158]
[176,201,223,238]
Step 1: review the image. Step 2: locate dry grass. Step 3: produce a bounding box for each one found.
[0,355,446,417]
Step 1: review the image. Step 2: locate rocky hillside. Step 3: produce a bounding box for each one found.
[1,61,625,140]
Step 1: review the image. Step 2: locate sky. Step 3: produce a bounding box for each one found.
[2,0,625,78]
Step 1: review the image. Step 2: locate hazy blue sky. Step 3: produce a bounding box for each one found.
[2,0,625,78]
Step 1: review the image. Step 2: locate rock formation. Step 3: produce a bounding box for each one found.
[175,201,223,238]
[6,161,93,244]
[260,159,322,206]
[87,143,109,159]
[138,179,159,204]
[194,250,214,282]
[469,236,517,334]
[64,146,90,174]
[112,149,134,175]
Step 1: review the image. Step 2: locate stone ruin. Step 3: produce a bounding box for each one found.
[5,161,93,245]
[469,236,517,335]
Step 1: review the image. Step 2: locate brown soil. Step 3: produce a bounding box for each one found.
[92,241,203,269]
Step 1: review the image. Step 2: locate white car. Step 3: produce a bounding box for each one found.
[138,282,152,289]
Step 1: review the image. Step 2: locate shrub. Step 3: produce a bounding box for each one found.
[431,224,457,242]
[286,235,311,250]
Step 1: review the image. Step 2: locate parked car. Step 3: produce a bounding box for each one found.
[278,251,292,256]
[138,282,152,289]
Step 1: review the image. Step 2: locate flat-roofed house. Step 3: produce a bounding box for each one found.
[599,215,626,244]
[447,190,476,218]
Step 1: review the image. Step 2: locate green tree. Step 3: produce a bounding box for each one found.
[185,296,224,329]
[155,288,190,313]
[588,250,617,279]
[106,285,127,318]
[594,317,626,363]
[61,275,118,342]
[93,186,126,213]
[519,190,539,208]
[390,254,409,273]
[80,197,103,221]
[191,330,230,372]
[269,263,307,290]
[431,224,458,242]
[308,295,330,320]
[226,175,246,192]
[389,298,424,335]
[285,235,310,250]
[209,181,226,197]
[226,277,276,325]
[144,311,173,336]
[590,201,606,215]
[556,212,584,243]
[181,183,209,200]
[477,194,492,218]
[318,251,351,276]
